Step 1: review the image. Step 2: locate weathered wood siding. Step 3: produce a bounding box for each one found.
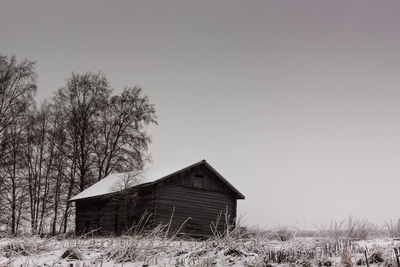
[153,164,237,236]
[114,185,155,234]
[75,186,155,235]
[75,197,116,235]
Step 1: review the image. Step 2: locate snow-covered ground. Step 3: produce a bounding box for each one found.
[0,235,399,266]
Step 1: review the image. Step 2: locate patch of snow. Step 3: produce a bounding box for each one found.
[69,160,204,201]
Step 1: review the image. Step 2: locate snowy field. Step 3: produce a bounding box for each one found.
[1,234,400,266]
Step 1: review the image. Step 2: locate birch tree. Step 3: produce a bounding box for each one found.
[94,87,157,181]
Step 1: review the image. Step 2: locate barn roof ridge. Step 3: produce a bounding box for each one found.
[69,159,245,201]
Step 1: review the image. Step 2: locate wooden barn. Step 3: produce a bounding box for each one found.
[69,160,245,237]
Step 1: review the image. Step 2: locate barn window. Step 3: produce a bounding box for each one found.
[194,174,204,188]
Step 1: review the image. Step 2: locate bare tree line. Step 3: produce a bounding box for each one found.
[0,54,158,236]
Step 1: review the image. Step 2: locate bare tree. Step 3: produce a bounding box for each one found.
[0,54,36,137]
[0,62,157,235]
[0,55,36,235]
[94,87,157,181]
[1,117,29,235]
[46,104,69,236]
[54,72,111,192]
[24,104,56,234]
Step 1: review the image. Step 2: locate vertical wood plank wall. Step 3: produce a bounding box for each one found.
[153,165,237,236]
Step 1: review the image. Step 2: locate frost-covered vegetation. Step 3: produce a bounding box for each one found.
[2,218,400,267]
[0,234,399,266]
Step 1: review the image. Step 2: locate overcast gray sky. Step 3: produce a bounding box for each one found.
[2,0,400,229]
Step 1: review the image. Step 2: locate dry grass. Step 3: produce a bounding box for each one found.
[1,215,400,266]
[345,216,377,241]
[340,248,353,267]
[0,237,50,258]
[314,216,378,241]
[268,226,295,241]
[0,233,398,266]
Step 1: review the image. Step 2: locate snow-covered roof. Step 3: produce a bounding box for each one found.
[69,159,245,201]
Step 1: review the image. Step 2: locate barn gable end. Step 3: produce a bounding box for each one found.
[152,164,238,236]
[158,163,240,195]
